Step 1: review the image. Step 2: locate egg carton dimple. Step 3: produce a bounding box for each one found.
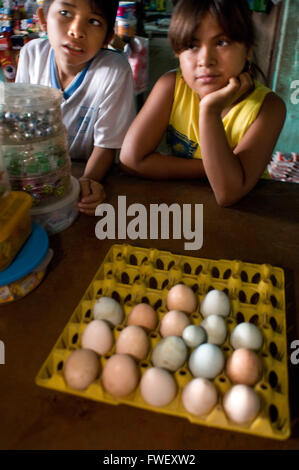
[35,244,290,440]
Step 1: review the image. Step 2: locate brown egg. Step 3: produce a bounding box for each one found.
[226,348,262,386]
[160,310,190,337]
[127,303,158,331]
[116,325,149,361]
[63,349,100,391]
[167,284,197,314]
[102,353,139,397]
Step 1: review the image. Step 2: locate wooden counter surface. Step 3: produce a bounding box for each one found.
[1,165,299,450]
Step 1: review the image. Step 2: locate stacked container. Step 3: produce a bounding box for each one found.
[0,82,80,234]
[0,152,52,304]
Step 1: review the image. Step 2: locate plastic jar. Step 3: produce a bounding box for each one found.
[30,176,80,234]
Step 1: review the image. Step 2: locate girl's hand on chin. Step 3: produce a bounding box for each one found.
[200,72,253,114]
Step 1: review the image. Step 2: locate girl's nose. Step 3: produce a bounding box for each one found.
[68,18,86,39]
[197,45,216,67]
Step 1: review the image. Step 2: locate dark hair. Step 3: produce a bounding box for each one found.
[168,0,254,54]
[42,0,119,38]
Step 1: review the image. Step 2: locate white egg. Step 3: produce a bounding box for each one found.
[140,367,177,407]
[189,343,224,379]
[200,315,227,345]
[200,289,230,318]
[182,378,218,416]
[182,325,207,348]
[93,296,124,326]
[223,384,261,424]
[151,336,188,372]
[81,319,114,355]
[230,322,263,351]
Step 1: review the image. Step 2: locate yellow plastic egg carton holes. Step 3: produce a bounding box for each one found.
[35,244,290,440]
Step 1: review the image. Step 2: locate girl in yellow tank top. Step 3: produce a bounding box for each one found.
[168,70,271,161]
[120,0,286,206]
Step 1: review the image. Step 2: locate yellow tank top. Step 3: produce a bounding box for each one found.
[167,70,272,168]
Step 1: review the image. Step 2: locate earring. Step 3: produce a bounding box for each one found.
[246,60,253,74]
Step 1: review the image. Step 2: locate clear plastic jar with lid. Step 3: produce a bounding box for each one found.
[0,83,64,145]
[0,151,11,199]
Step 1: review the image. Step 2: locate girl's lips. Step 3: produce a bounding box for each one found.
[63,44,85,56]
[197,75,220,84]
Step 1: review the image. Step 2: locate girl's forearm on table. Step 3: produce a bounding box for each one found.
[120,151,206,180]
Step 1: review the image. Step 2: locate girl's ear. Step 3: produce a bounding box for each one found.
[37,7,47,31]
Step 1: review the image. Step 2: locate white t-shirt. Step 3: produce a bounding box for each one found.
[15,38,136,161]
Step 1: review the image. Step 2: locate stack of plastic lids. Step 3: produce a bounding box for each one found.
[0,222,52,304]
[0,82,80,234]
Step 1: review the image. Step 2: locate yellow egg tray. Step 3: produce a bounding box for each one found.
[35,244,290,440]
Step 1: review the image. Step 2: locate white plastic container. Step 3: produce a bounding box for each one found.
[30,176,80,234]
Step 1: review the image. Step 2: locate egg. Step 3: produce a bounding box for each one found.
[182,378,218,416]
[81,319,114,355]
[116,325,149,361]
[140,367,177,407]
[151,336,188,372]
[93,296,124,326]
[160,310,190,338]
[182,324,207,348]
[189,343,225,379]
[167,284,197,314]
[200,314,227,345]
[230,322,263,351]
[63,349,100,391]
[223,384,261,424]
[226,348,263,386]
[200,289,230,318]
[101,353,139,397]
[127,303,158,331]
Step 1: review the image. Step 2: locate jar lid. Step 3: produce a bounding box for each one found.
[0,82,62,112]
[0,222,49,286]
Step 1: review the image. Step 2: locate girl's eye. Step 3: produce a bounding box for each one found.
[59,10,71,17]
[89,18,102,26]
[217,39,230,47]
[188,44,198,51]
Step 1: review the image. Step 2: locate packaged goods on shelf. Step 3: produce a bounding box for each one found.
[115,1,137,38]
[125,36,149,95]
[267,152,299,183]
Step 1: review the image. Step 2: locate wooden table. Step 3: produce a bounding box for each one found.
[1,165,299,450]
